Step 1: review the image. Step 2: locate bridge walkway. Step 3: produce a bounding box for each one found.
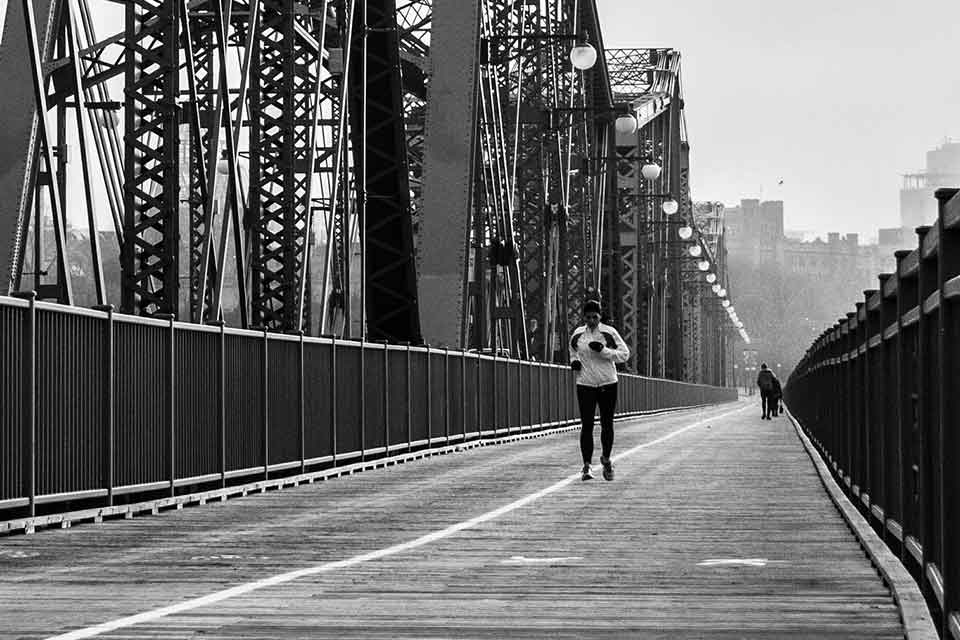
[0,400,907,638]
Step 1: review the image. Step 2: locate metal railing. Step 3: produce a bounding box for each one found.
[785,187,960,639]
[1,293,736,522]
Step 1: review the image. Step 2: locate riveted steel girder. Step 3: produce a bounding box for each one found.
[121,0,182,316]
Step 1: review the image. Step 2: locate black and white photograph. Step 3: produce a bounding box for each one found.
[0,0,957,637]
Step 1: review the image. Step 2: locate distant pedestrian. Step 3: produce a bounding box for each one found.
[569,300,630,481]
[756,363,779,420]
[771,375,783,416]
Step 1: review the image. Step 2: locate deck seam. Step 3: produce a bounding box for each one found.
[785,405,938,640]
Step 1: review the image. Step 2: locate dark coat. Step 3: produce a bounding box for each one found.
[771,376,783,399]
[756,368,776,392]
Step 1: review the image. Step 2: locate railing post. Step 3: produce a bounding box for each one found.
[844,312,855,489]
[261,326,269,480]
[831,324,842,471]
[854,302,866,502]
[216,320,226,487]
[915,224,940,610]
[538,359,544,426]
[476,351,482,433]
[491,348,497,432]
[425,344,432,442]
[159,313,176,497]
[405,341,412,450]
[299,331,305,474]
[444,347,450,440]
[863,290,879,528]
[330,334,338,465]
[360,338,366,461]
[894,249,918,572]
[12,291,37,519]
[877,273,894,544]
[383,341,390,452]
[93,304,115,506]
[460,351,467,438]
[935,188,960,635]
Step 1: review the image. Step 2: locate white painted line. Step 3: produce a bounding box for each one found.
[697,558,774,567]
[48,403,748,640]
[500,555,583,564]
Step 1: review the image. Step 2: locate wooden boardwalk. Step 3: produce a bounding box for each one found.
[0,400,907,639]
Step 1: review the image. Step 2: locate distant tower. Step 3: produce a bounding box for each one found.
[900,140,960,228]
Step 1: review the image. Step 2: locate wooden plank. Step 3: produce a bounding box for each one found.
[0,402,907,638]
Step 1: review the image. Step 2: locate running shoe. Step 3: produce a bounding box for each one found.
[581,464,595,481]
[600,456,614,481]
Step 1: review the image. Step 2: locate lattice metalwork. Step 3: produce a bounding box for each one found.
[183,7,216,321]
[615,136,641,371]
[122,0,182,316]
[606,47,671,102]
[682,285,703,382]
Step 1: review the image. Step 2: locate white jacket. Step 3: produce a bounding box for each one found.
[569,322,630,387]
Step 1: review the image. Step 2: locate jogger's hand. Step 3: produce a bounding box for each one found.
[570,361,582,372]
[588,341,604,352]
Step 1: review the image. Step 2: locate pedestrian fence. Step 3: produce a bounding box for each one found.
[785,187,960,639]
[1,293,736,523]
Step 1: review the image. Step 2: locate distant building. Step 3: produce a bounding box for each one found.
[900,140,960,229]
[724,199,783,264]
[725,198,886,278]
[724,198,892,373]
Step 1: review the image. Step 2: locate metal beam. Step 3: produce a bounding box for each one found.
[0,0,54,293]
[418,0,480,349]
[348,0,421,343]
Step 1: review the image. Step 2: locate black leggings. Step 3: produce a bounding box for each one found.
[761,391,777,416]
[577,383,618,464]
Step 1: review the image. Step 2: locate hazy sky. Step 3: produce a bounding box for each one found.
[597,0,960,239]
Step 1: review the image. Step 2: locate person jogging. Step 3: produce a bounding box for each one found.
[569,300,630,481]
[756,363,780,420]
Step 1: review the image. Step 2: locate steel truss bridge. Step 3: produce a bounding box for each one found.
[0,0,744,381]
[0,4,952,636]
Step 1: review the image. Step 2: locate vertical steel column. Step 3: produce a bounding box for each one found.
[122,0,181,316]
[418,0,480,350]
[348,0,421,343]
